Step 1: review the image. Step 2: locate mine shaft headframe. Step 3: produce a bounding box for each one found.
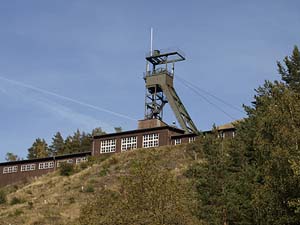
[144,49,199,134]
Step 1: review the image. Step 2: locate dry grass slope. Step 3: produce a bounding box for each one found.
[0,144,198,225]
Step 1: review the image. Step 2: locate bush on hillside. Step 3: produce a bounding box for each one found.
[10,196,24,205]
[0,189,7,204]
[59,162,74,176]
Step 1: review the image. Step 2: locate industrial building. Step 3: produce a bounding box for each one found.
[0,48,237,187]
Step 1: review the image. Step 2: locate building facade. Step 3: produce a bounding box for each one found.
[0,120,237,187]
[0,152,90,187]
[93,124,186,156]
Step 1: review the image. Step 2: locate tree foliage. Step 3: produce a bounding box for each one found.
[27,138,49,159]
[49,132,64,156]
[59,162,74,176]
[5,152,20,162]
[79,152,199,225]
[24,127,105,159]
[278,46,300,92]
[186,46,300,225]
[0,189,7,204]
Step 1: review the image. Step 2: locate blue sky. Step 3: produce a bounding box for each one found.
[0,0,299,161]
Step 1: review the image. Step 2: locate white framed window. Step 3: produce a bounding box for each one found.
[39,161,54,170]
[21,164,36,172]
[121,136,137,151]
[3,166,18,174]
[76,157,87,164]
[143,133,159,148]
[67,159,73,163]
[100,139,116,153]
[189,137,196,143]
[174,138,181,145]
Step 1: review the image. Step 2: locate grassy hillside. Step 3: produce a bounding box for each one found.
[0,144,199,225]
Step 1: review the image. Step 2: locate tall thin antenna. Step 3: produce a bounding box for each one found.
[150,27,153,56]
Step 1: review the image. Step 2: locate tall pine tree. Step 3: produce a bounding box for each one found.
[49,132,64,156]
[277,46,300,92]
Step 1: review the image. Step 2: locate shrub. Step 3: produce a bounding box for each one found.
[85,185,94,193]
[0,189,7,204]
[59,162,74,176]
[28,201,34,209]
[80,162,88,170]
[14,209,23,216]
[69,197,75,204]
[99,168,108,177]
[108,156,118,166]
[10,196,24,205]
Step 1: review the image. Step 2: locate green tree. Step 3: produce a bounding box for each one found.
[80,131,93,152]
[62,136,73,155]
[27,138,49,159]
[185,132,254,225]
[92,127,106,136]
[79,152,199,225]
[246,82,300,224]
[277,45,300,92]
[186,46,300,225]
[5,152,20,162]
[70,129,81,153]
[49,132,64,156]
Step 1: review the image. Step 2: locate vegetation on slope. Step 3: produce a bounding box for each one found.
[0,145,200,225]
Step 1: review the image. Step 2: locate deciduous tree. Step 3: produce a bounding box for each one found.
[27,138,49,159]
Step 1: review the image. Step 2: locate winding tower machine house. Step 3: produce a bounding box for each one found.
[0,47,236,187]
[93,48,200,156]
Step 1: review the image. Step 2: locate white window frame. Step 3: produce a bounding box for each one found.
[121,136,137,151]
[39,161,54,170]
[100,139,116,153]
[174,138,181,145]
[76,157,87,164]
[189,137,196,143]
[3,166,18,174]
[143,133,159,148]
[21,164,36,172]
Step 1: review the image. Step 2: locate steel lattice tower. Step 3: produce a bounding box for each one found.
[144,49,199,134]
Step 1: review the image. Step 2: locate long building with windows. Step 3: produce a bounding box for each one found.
[0,119,236,187]
[0,152,90,187]
[93,119,236,155]
[93,120,189,156]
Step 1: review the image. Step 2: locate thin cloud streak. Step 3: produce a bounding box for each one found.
[0,86,7,94]
[0,75,137,121]
[35,98,113,132]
